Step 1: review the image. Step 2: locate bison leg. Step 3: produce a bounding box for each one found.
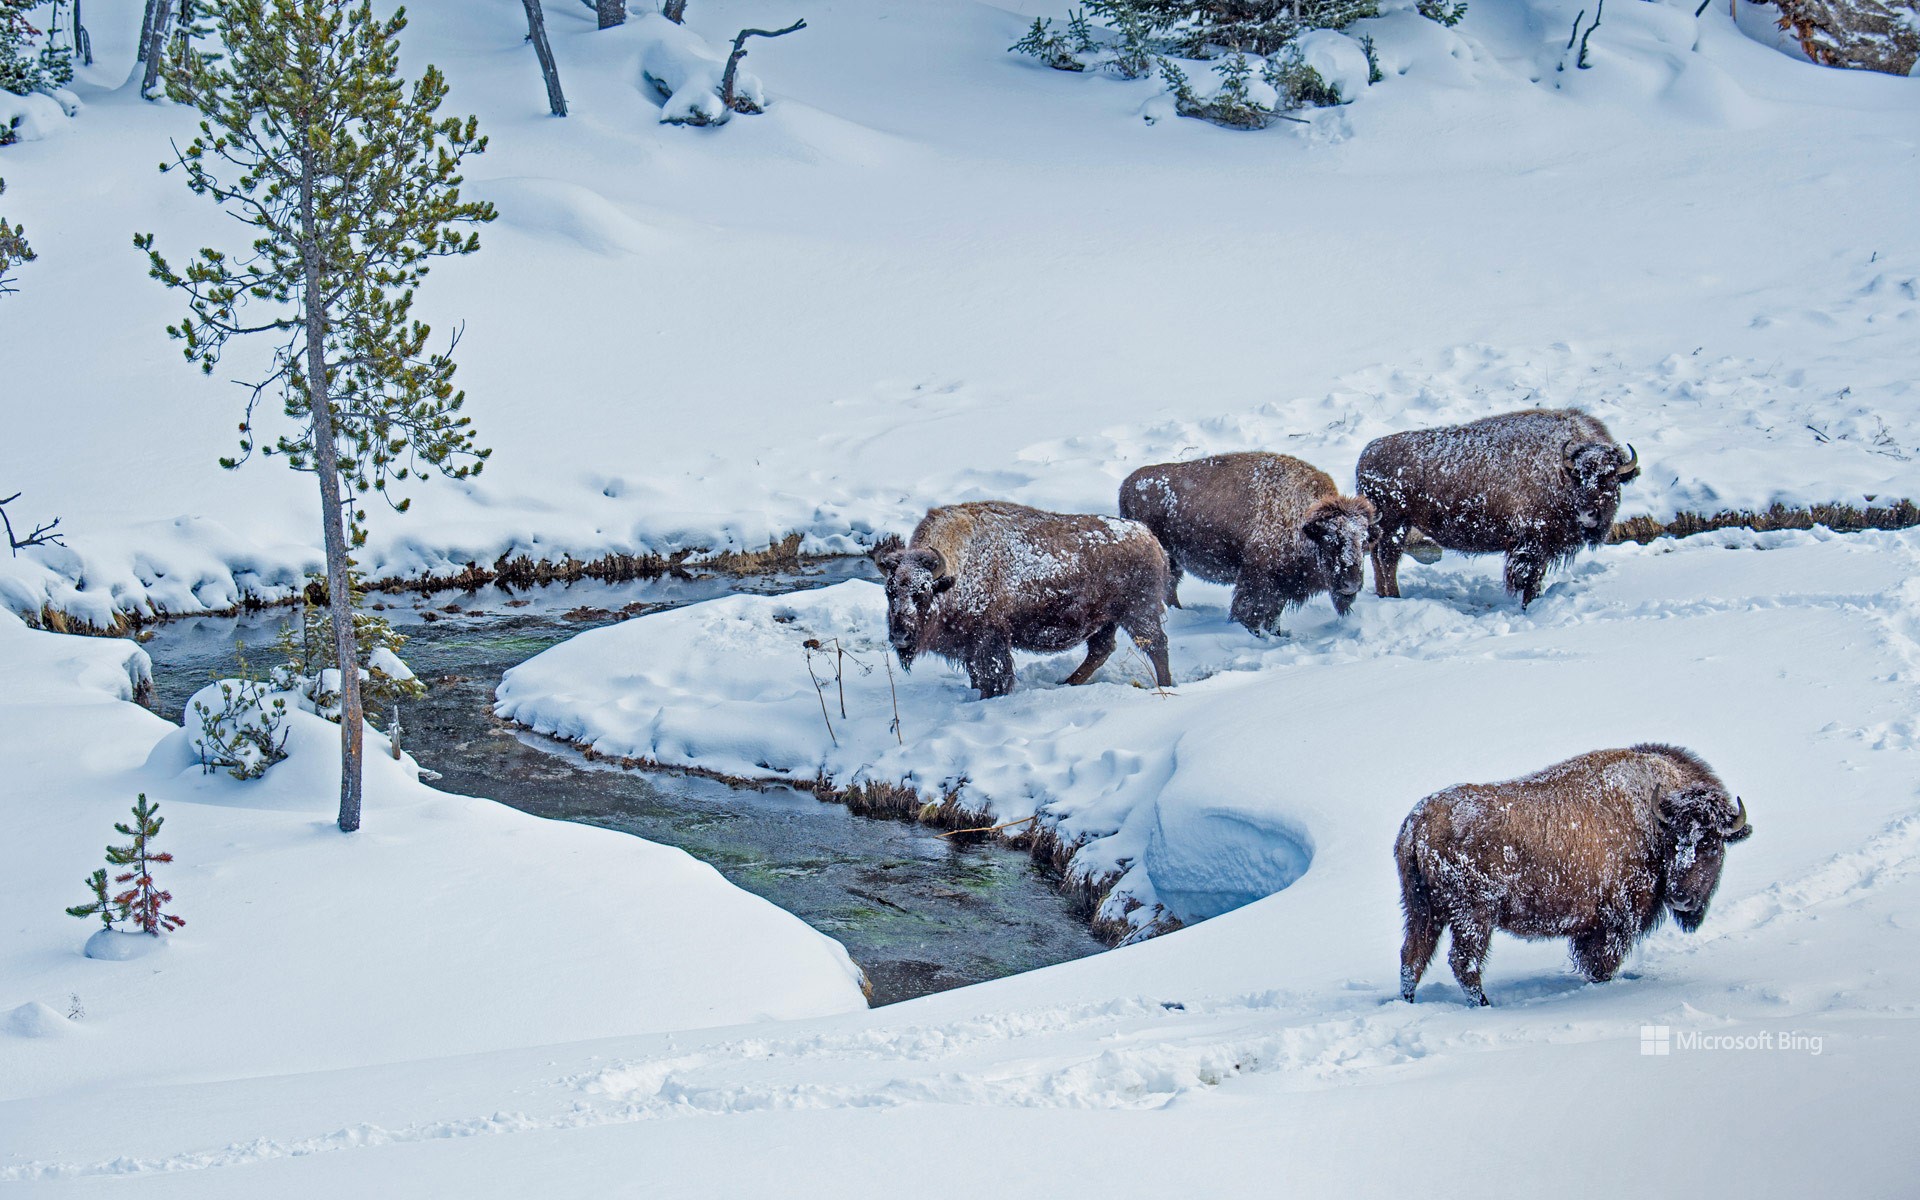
[966,630,1016,700]
[1399,861,1444,1002]
[1064,623,1118,686]
[1446,909,1495,1007]
[1504,546,1548,608]
[1372,528,1406,599]
[1228,580,1281,637]
[1165,562,1184,610]
[1570,928,1630,983]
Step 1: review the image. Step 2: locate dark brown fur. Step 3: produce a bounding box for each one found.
[1119,452,1379,634]
[1395,744,1751,1006]
[871,501,1173,700]
[1357,408,1640,607]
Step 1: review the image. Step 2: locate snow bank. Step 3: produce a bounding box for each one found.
[0,608,866,1104]
[500,526,1920,937]
[636,13,764,125]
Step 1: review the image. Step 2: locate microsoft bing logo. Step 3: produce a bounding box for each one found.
[1641,1026,1671,1056]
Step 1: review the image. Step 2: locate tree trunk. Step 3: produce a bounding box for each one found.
[597,0,626,28]
[75,0,93,66]
[136,0,160,62]
[662,0,688,22]
[300,153,366,834]
[140,0,173,94]
[521,0,568,117]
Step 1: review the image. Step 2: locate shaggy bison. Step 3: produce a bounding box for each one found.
[1119,452,1379,634]
[871,501,1173,699]
[1356,408,1639,607]
[1395,744,1750,1006]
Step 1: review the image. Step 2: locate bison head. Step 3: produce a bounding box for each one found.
[1659,788,1751,932]
[873,540,953,669]
[1563,441,1639,543]
[1301,496,1379,616]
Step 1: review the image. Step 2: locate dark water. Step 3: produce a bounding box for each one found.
[139,567,1107,1005]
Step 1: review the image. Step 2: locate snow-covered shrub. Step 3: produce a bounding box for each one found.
[1011,17,1087,71]
[636,13,804,126]
[1415,0,1467,28]
[1089,0,1382,56]
[189,668,291,780]
[1265,43,1343,109]
[0,0,70,98]
[1158,43,1346,127]
[273,578,426,752]
[0,177,32,293]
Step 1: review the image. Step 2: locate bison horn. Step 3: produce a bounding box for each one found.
[1616,443,1640,480]
[1727,796,1747,834]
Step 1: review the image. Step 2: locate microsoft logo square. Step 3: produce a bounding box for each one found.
[1641,1025,1671,1056]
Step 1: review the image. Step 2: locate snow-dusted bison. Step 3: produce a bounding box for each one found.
[1395,744,1751,1006]
[1356,408,1639,607]
[1118,452,1378,635]
[871,501,1173,700]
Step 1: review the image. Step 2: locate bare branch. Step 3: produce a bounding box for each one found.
[1,493,67,555]
[720,18,806,114]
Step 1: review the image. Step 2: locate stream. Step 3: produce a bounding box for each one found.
[137,565,1108,1006]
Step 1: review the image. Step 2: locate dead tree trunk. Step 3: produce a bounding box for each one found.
[597,0,626,28]
[662,0,688,22]
[719,18,806,114]
[74,0,92,66]
[522,0,568,117]
[140,0,173,95]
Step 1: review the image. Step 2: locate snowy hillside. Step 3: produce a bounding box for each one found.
[3,0,1918,1195]
[1,0,1915,624]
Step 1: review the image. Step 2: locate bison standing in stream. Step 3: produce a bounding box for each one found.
[1395,744,1752,1006]
[871,501,1173,699]
[1119,452,1379,635]
[1356,408,1640,607]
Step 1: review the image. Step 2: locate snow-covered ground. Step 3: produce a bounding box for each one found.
[1,0,1916,624]
[4,0,1919,1193]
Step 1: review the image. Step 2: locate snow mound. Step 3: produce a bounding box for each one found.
[1296,30,1374,101]
[474,177,659,256]
[6,1000,82,1037]
[82,928,165,962]
[637,14,765,125]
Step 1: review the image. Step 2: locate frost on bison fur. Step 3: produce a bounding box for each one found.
[1356,408,1640,607]
[1119,452,1379,635]
[871,501,1173,700]
[1395,744,1752,1007]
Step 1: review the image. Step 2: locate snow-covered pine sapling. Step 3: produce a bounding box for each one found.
[66,868,127,930]
[108,794,184,937]
[1359,33,1382,83]
[1066,8,1098,53]
[1011,17,1084,71]
[191,645,290,779]
[1208,51,1267,127]
[1156,56,1198,110]
[1106,5,1154,77]
[137,0,494,833]
[1416,0,1467,26]
[0,181,31,291]
[1264,45,1342,109]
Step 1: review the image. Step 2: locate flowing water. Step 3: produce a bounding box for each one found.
[138,566,1107,1005]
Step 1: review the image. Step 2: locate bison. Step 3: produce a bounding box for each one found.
[1119,452,1379,635]
[1395,744,1751,1006]
[1356,408,1639,607]
[871,501,1173,699]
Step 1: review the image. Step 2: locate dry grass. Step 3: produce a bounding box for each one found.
[1609,499,1919,544]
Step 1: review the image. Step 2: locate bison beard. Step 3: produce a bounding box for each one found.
[1395,744,1751,1006]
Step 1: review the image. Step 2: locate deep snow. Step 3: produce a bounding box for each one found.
[3,0,1918,1193]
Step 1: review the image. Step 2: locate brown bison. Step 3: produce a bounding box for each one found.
[1396,744,1751,1006]
[1119,452,1379,635]
[871,501,1173,699]
[1356,408,1639,607]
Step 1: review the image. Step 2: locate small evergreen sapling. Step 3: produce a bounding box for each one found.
[191,644,290,779]
[66,868,126,929]
[0,179,32,292]
[1011,17,1085,70]
[68,796,184,938]
[1416,0,1467,26]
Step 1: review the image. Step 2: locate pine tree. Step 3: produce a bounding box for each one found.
[107,795,184,937]
[1,0,52,95]
[66,868,127,929]
[0,179,32,292]
[136,0,494,833]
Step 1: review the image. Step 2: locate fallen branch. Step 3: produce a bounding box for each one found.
[720,17,806,114]
[939,813,1039,840]
[1,492,65,556]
